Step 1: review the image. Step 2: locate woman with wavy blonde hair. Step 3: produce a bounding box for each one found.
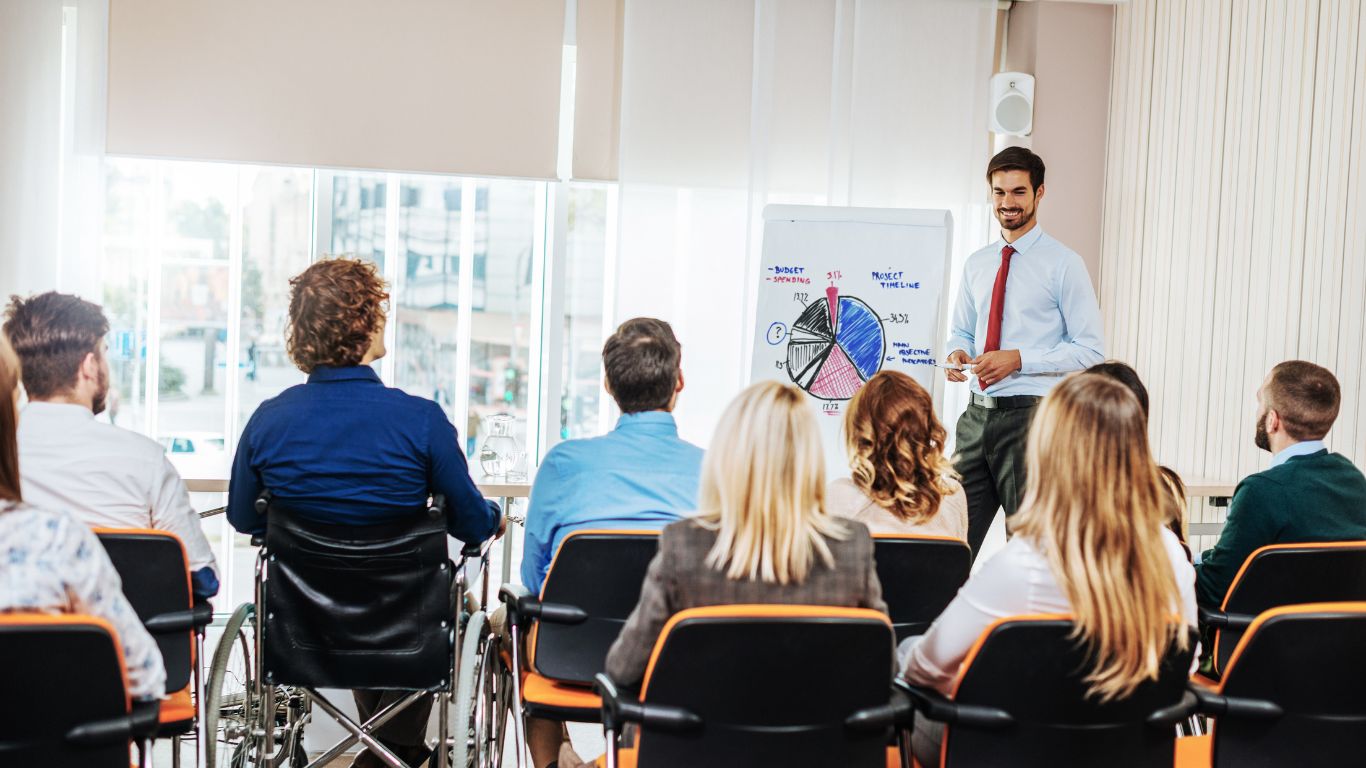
[830,371,968,539]
[901,373,1196,766]
[605,381,887,686]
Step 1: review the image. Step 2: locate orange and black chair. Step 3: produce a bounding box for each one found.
[872,534,972,642]
[0,614,161,768]
[593,605,904,768]
[498,530,661,761]
[897,615,1198,768]
[96,528,213,767]
[1175,602,1366,767]
[1198,541,1366,679]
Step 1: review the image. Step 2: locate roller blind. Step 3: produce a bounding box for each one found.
[573,0,624,181]
[107,0,565,179]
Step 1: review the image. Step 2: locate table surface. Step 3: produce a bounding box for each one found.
[185,474,534,498]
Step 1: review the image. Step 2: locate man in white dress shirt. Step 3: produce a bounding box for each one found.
[4,292,219,598]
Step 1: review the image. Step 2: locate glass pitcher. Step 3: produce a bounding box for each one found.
[478,413,525,480]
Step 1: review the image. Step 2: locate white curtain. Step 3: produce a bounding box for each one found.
[1101,0,1366,551]
[613,0,998,447]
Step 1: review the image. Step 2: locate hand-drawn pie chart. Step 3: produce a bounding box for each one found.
[786,286,886,401]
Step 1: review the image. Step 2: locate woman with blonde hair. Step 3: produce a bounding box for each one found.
[901,373,1196,766]
[605,380,887,686]
[830,370,968,539]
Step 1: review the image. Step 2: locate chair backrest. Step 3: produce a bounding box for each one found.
[1214,541,1366,675]
[532,529,660,685]
[943,615,1195,768]
[1211,602,1366,767]
[95,528,195,693]
[872,534,972,642]
[632,605,894,768]
[0,614,130,768]
[261,501,453,690]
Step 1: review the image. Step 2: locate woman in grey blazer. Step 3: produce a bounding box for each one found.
[605,381,888,687]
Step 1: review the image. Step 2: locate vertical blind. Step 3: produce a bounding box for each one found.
[106,0,566,179]
[1100,0,1366,548]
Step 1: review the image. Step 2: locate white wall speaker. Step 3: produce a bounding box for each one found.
[990,72,1035,136]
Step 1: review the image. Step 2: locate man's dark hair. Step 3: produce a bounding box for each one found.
[986,146,1046,191]
[1266,360,1340,440]
[1086,361,1150,419]
[602,318,682,414]
[3,292,109,399]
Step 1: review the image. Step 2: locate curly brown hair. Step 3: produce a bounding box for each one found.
[286,258,389,373]
[843,370,958,524]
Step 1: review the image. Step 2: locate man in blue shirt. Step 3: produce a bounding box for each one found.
[944,147,1105,557]
[227,258,499,768]
[518,316,703,768]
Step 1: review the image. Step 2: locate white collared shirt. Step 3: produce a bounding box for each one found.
[17,402,218,579]
[947,225,1106,396]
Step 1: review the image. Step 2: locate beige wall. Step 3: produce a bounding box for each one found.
[1002,1,1114,291]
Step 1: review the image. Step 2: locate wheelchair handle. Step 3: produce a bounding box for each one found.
[254,490,273,515]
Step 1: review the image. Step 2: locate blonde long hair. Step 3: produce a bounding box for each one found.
[844,371,959,523]
[1011,373,1188,702]
[697,381,846,584]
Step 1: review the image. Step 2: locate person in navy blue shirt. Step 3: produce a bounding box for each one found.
[227,257,499,768]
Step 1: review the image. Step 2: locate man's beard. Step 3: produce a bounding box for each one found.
[1254,413,1270,452]
[92,367,110,416]
[996,204,1035,231]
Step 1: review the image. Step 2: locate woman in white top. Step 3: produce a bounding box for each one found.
[0,335,165,701]
[900,373,1196,767]
[827,370,968,539]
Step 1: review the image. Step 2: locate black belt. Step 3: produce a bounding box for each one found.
[970,392,1041,410]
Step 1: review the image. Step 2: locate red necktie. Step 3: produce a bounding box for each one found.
[983,244,1015,354]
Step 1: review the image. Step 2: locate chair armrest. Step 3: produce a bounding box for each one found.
[594,673,701,734]
[497,583,589,628]
[845,688,915,731]
[894,679,1013,729]
[65,700,161,746]
[143,602,214,634]
[1187,682,1283,719]
[1146,690,1199,727]
[1198,605,1255,631]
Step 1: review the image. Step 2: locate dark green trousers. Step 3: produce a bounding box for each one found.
[953,401,1039,558]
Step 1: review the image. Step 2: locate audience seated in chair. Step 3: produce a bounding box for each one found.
[1195,360,1366,609]
[899,373,1196,768]
[828,370,968,539]
[516,317,703,768]
[1087,360,1192,560]
[4,292,220,598]
[0,334,165,701]
[605,380,888,688]
[225,257,501,768]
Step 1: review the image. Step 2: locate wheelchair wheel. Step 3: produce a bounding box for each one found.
[205,603,261,768]
[452,610,488,767]
[476,628,510,768]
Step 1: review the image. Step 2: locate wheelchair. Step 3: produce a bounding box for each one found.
[203,492,500,768]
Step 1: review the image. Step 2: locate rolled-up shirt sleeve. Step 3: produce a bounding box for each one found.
[151,456,220,596]
[1017,254,1105,374]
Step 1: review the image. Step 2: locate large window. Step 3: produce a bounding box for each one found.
[93,157,613,607]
